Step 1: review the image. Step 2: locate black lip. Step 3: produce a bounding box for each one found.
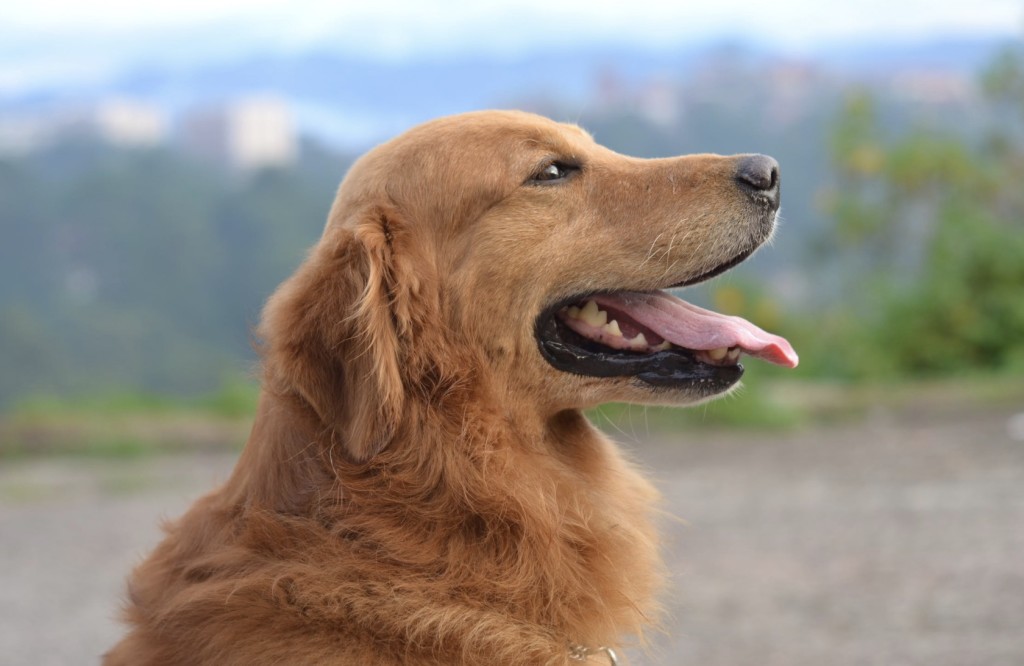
[535,299,744,393]
[667,245,757,289]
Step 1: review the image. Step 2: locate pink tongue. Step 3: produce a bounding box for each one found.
[594,291,799,368]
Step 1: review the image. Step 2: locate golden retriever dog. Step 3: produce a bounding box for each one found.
[105,110,797,665]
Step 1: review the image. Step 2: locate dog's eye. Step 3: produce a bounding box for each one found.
[530,161,577,183]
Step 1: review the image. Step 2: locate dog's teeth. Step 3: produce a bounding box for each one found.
[603,320,623,337]
[566,305,582,319]
[580,300,607,327]
[708,347,729,361]
[652,341,672,352]
[629,333,648,350]
[726,347,742,362]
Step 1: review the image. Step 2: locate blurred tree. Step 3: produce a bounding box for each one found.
[819,43,1024,377]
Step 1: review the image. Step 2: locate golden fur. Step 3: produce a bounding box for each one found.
[106,110,773,664]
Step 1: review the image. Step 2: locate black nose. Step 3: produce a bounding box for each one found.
[735,154,780,206]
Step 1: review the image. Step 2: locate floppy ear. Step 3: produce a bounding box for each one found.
[259,207,409,463]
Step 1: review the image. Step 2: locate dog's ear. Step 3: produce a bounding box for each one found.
[259,207,410,463]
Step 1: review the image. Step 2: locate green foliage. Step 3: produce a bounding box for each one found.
[982,45,1024,109]
[815,45,1024,379]
[197,378,261,417]
[875,207,1024,375]
[10,377,260,418]
[0,379,256,458]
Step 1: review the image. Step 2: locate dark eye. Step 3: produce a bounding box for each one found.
[530,161,578,183]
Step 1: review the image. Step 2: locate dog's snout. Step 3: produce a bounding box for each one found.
[735,154,780,205]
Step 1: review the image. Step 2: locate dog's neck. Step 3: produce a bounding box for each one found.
[224,386,662,662]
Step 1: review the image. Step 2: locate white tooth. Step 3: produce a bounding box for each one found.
[603,319,623,337]
[580,299,607,327]
[652,341,672,352]
[708,347,728,361]
[566,305,581,319]
[629,333,648,350]
[726,347,742,362]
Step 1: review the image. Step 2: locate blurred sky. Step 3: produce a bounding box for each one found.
[2,0,1022,94]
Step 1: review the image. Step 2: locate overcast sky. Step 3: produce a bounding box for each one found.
[1,0,1022,93]
[5,0,1022,48]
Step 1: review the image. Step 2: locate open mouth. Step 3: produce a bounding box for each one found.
[535,275,799,394]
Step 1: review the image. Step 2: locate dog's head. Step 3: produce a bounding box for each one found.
[261,110,797,461]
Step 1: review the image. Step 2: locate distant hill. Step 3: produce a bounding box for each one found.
[0,141,352,406]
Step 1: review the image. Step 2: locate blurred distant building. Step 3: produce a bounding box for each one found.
[889,70,974,105]
[179,97,297,171]
[637,79,682,128]
[592,68,684,128]
[763,62,826,127]
[87,99,166,147]
[0,98,165,155]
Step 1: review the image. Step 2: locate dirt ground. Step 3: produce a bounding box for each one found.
[2,406,1023,666]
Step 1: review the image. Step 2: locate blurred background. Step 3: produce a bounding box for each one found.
[1,1,1023,664]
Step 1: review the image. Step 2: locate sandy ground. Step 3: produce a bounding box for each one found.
[1,406,1023,666]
